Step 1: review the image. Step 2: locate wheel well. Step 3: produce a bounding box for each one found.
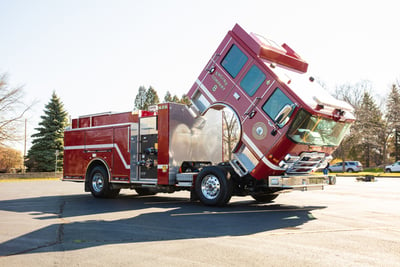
[84,159,110,192]
[207,103,242,154]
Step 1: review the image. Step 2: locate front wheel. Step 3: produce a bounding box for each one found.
[195,166,233,206]
[385,168,391,173]
[88,166,120,198]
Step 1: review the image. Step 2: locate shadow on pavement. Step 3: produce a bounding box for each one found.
[0,193,325,256]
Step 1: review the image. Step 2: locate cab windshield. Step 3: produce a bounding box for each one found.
[287,109,351,146]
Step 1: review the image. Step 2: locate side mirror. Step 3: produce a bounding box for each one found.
[274,104,293,127]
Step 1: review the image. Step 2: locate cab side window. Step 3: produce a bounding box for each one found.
[240,65,266,96]
[262,88,294,124]
[221,44,248,78]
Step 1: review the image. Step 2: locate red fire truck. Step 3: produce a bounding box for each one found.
[63,24,354,206]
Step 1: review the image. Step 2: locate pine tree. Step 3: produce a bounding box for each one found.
[332,80,371,162]
[26,92,68,172]
[385,84,400,161]
[163,91,190,106]
[145,86,159,110]
[134,86,159,110]
[353,92,384,167]
[171,95,180,103]
[163,91,173,103]
[134,86,147,110]
[180,94,191,106]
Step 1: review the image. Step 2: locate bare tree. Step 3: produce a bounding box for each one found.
[334,80,372,109]
[222,109,239,161]
[0,73,32,146]
[331,80,382,167]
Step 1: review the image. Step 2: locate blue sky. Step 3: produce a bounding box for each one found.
[1,0,399,151]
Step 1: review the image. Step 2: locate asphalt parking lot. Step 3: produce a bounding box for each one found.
[0,177,399,266]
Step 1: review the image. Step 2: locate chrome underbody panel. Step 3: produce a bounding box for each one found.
[268,174,330,191]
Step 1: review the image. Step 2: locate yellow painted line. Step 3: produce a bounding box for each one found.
[0,178,60,182]
[314,172,400,177]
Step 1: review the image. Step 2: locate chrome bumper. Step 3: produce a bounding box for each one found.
[268,175,333,191]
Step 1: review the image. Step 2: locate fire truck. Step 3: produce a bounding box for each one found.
[63,24,354,206]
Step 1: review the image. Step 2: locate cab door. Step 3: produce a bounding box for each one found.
[190,38,254,114]
[231,62,296,174]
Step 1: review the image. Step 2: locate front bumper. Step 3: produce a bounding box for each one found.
[268,175,334,191]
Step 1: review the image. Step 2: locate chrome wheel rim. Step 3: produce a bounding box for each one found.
[92,172,104,192]
[201,175,220,200]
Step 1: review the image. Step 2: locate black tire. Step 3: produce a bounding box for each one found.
[135,188,157,196]
[251,193,278,203]
[385,168,391,173]
[88,166,120,198]
[346,168,354,173]
[195,166,233,206]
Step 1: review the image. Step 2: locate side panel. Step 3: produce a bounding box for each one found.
[64,127,114,181]
[112,126,131,182]
[92,112,137,127]
[73,112,139,129]
[85,128,113,146]
[84,128,113,178]
[63,130,85,180]
[157,104,170,185]
[130,123,139,181]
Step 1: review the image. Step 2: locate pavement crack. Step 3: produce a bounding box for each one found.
[1,200,66,257]
[57,200,66,244]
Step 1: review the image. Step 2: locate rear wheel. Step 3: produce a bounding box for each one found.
[135,187,157,196]
[251,193,278,203]
[195,166,233,206]
[88,166,120,198]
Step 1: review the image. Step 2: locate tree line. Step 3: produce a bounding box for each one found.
[133,85,191,110]
[2,71,400,172]
[333,81,400,167]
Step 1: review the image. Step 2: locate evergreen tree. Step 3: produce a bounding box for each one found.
[163,91,173,103]
[180,94,191,106]
[134,86,147,110]
[171,95,180,103]
[163,91,190,106]
[145,86,159,110]
[384,84,400,161]
[26,92,68,172]
[385,84,400,127]
[134,86,159,110]
[353,92,384,167]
